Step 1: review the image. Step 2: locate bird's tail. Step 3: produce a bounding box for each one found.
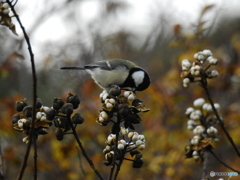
[60,67,85,70]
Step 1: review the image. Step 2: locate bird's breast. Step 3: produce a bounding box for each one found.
[86,67,129,88]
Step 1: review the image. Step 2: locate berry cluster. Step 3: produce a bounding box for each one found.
[181,50,218,87]
[12,92,83,143]
[185,98,220,162]
[97,87,149,168]
[0,2,17,35]
[103,131,145,168]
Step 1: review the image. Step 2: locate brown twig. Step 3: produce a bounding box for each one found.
[6,1,38,179]
[66,114,104,180]
[202,80,240,157]
[208,149,240,173]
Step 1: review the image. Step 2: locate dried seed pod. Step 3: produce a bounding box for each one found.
[38,128,48,135]
[71,113,84,124]
[55,128,64,141]
[118,104,130,117]
[45,108,57,120]
[36,98,43,109]
[67,93,81,109]
[132,158,144,168]
[61,103,74,116]
[12,113,20,124]
[23,105,33,118]
[15,100,27,112]
[109,86,121,96]
[52,98,64,111]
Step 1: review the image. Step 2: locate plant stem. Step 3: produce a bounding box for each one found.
[33,134,37,180]
[208,149,240,173]
[6,1,38,179]
[202,83,240,157]
[66,115,104,180]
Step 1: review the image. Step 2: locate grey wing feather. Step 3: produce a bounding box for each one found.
[84,60,112,70]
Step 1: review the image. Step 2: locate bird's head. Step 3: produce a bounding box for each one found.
[123,68,150,91]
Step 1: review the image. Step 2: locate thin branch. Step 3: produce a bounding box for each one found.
[33,134,37,180]
[66,115,104,180]
[0,139,6,180]
[76,147,86,178]
[208,149,240,173]
[202,151,209,178]
[6,1,38,179]
[202,83,240,157]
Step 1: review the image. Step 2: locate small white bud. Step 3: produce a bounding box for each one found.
[202,49,213,57]
[182,59,191,71]
[207,126,218,135]
[190,110,202,120]
[207,56,218,65]
[214,103,220,111]
[193,125,205,135]
[42,106,49,112]
[100,111,108,120]
[3,9,9,15]
[136,139,144,146]
[191,135,201,145]
[138,144,145,150]
[123,91,130,97]
[22,136,29,144]
[128,132,134,139]
[185,107,195,115]
[119,127,128,136]
[132,133,139,141]
[138,134,145,141]
[106,103,113,109]
[105,145,112,151]
[208,70,219,78]
[36,112,42,120]
[187,125,194,130]
[3,3,10,9]
[193,98,205,108]
[192,150,198,156]
[187,119,196,126]
[128,94,135,101]
[117,141,125,150]
[40,115,47,121]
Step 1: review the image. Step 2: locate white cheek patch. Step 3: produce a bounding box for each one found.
[132,71,144,87]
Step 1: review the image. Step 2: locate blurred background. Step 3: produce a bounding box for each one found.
[0,0,240,179]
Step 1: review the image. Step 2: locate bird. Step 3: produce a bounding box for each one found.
[61,59,150,91]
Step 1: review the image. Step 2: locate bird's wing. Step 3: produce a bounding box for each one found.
[84,61,114,71]
[84,60,113,70]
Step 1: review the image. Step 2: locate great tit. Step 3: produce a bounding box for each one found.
[61,59,150,91]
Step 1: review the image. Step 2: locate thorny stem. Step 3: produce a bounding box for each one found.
[208,149,240,173]
[66,114,104,180]
[6,1,38,179]
[202,79,240,157]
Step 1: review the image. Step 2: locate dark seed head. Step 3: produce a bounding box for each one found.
[15,100,27,112]
[71,113,84,124]
[61,103,74,116]
[67,93,81,109]
[53,98,64,111]
[55,128,64,141]
[45,108,57,120]
[109,86,121,96]
[118,104,130,117]
[132,159,144,168]
[12,113,20,124]
[23,105,33,118]
[36,98,43,109]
